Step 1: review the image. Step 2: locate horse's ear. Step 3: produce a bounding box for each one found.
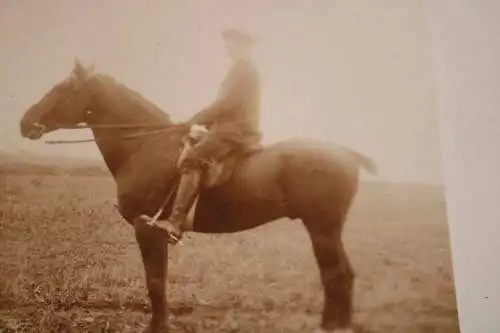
[73,58,87,80]
[87,63,95,73]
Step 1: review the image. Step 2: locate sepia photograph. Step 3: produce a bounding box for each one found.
[1,1,459,332]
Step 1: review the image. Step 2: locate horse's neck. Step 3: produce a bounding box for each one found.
[87,76,173,175]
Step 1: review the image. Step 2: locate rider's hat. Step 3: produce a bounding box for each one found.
[222,29,255,47]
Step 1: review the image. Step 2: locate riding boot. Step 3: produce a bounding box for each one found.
[155,169,202,243]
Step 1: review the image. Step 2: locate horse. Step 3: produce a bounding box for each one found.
[19,60,377,333]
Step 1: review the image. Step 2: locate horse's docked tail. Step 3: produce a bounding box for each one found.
[347,149,378,175]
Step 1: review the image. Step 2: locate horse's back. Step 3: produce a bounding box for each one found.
[231,139,362,215]
[240,138,363,175]
[221,138,363,190]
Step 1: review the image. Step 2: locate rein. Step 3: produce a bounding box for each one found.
[44,122,187,145]
[53,123,168,129]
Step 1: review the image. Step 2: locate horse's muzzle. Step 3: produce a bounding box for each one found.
[20,121,47,140]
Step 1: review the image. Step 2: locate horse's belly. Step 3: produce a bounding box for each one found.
[192,151,288,233]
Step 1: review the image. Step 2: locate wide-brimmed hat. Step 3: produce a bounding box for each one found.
[222,29,255,47]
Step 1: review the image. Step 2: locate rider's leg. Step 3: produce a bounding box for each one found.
[152,133,236,243]
[161,167,202,239]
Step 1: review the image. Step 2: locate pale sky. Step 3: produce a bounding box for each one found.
[0,0,442,184]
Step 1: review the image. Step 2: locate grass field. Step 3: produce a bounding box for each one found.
[0,163,459,332]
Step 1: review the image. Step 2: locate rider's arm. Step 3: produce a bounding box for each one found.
[188,63,256,126]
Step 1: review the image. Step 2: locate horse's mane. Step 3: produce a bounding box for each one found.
[89,72,173,124]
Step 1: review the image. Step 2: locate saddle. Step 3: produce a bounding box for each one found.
[176,125,261,188]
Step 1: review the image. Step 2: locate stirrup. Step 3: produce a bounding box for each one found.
[167,231,182,245]
[146,208,163,226]
[145,211,185,245]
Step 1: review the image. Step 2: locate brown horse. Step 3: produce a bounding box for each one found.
[19,60,377,333]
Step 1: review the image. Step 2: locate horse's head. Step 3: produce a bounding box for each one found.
[20,59,94,140]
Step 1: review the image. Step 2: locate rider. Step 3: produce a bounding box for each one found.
[154,28,262,243]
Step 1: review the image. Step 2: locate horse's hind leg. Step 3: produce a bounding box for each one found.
[134,217,169,333]
[304,212,355,332]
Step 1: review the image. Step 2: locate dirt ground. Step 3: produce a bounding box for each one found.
[0,170,459,332]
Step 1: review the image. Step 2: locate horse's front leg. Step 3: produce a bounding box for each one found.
[134,216,169,333]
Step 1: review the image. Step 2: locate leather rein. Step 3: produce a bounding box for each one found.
[43,122,186,145]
